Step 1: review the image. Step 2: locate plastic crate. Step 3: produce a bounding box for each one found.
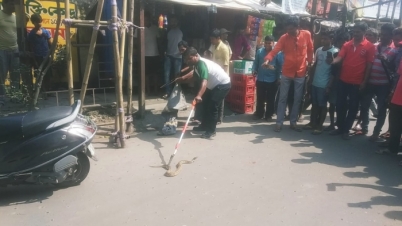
[227,92,255,105]
[230,74,255,86]
[230,84,255,95]
[228,102,254,114]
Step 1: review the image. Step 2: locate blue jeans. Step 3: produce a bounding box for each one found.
[164,55,182,94]
[360,84,390,134]
[336,81,360,134]
[276,76,305,125]
[0,49,20,99]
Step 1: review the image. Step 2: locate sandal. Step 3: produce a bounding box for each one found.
[312,129,323,135]
[303,124,314,130]
[274,125,282,132]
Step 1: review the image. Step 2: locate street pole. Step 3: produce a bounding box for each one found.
[138,1,146,118]
[65,0,74,105]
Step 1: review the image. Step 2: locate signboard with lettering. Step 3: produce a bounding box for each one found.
[0,0,77,44]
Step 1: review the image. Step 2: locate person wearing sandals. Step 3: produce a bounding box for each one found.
[262,16,314,132]
[303,31,338,135]
[328,22,375,140]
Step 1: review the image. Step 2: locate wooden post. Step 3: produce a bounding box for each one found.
[65,0,74,105]
[126,0,135,133]
[138,1,146,117]
[111,0,126,148]
[78,0,105,112]
[118,0,128,133]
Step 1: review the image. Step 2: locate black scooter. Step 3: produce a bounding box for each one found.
[0,100,97,187]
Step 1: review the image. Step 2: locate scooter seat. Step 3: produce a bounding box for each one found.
[21,106,74,138]
[0,113,25,142]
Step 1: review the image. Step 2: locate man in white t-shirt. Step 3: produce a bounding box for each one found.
[144,13,160,79]
[163,15,183,98]
[176,47,231,139]
[0,0,18,106]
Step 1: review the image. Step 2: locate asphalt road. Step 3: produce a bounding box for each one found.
[1,113,401,226]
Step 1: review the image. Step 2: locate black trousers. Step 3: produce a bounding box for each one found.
[388,104,402,153]
[201,83,231,133]
[255,80,277,118]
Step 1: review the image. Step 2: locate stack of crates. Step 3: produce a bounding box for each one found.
[226,60,256,114]
[226,73,256,114]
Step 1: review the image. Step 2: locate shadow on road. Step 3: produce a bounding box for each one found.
[0,185,55,206]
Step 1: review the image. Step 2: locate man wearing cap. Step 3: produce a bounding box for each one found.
[220,28,232,59]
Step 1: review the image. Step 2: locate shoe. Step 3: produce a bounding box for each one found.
[355,130,368,135]
[193,126,206,131]
[330,129,342,135]
[201,132,216,139]
[162,94,168,99]
[352,124,362,132]
[217,121,222,125]
[342,133,351,140]
[369,133,380,142]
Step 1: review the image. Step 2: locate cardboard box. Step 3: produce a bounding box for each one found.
[233,60,254,74]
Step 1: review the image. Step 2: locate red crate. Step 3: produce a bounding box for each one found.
[228,102,254,114]
[230,84,255,95]
[230,74,256,86]
[227,92,255,105]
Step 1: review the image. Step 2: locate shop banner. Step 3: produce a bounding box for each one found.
[0,0,77,45]
[282,0,310,15]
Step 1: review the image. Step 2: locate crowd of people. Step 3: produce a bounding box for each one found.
[0,0,53,106]
[152,13,402,165]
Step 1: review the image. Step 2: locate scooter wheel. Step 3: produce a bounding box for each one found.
[56,152,90,187]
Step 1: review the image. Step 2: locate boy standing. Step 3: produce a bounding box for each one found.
[28,14,53,93]
[304,32,338,134]
[252,35,283,121]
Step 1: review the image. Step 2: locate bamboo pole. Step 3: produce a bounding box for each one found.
[126,0,135,133]
[391,0,397,23]
[118,0,128,134]
[65,0,74,105]
[138,1,146,117]
[78,0,105,112]
[111,0,125,148]
[375,0,383,28]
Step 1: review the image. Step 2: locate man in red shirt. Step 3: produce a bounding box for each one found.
[329,22,375,140]
[263,16,314,132]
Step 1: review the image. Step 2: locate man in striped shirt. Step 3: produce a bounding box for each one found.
[360,23,396,141]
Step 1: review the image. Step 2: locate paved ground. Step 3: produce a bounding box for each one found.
[1,104,402,226]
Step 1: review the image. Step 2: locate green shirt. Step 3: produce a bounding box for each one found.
[0,10,17,51]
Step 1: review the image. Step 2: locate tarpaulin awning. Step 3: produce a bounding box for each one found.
[156,0,283,13]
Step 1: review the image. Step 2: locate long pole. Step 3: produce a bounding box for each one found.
[391,0,398,22]
[65,0,74,105]
[138,1,146,117]
[399,0,402,25]
[375,0,383,28]
[118,0,128,133]
[78,0,105,112]
[126,0,135,133]
[111,0,126,148]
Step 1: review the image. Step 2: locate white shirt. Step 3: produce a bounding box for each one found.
[195,57,231,90]
[166,28,183,58]
[144,25,159,57]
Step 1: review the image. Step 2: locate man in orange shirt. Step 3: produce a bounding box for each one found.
[263,16,314,132]
[329,22,375,140]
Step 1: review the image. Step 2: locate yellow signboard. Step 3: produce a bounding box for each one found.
[25,0,78,45]
[0,0,78,44]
